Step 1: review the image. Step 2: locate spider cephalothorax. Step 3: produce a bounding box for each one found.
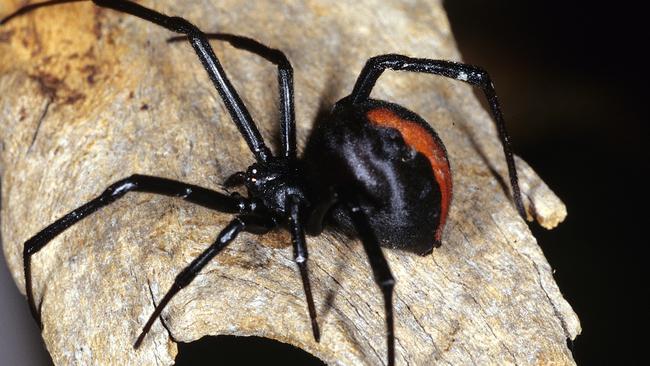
[1,1,526,365]
[239,158,310,216]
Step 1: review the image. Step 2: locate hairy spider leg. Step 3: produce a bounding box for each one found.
[288,195,321,342]
[1,0,273,162]
[22,174,251,326]
[350,54,526,218]
[134,214,275,349]
[346,201,396,366]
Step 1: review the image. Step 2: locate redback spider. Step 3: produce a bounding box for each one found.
[2,1,527,365]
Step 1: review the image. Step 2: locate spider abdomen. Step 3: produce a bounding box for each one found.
[305,99,452,255]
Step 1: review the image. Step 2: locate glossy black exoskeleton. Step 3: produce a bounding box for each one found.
[1,1,526,365]
[305,98,449,256]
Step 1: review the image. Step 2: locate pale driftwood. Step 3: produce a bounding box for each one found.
[0,1,580,364]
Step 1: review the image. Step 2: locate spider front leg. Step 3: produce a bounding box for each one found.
[23,174,251,326]
[350,54,526,218]
[134,214,275,348]
[2,0,273,162]
[0,0,85,24]
[223,171,247,188]
[168,32,297,159]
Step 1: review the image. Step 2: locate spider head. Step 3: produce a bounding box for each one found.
[244,157,308,216]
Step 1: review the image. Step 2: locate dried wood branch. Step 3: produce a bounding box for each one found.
[0,1,579,364]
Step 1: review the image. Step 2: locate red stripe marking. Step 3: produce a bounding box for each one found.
[367,108,452,243]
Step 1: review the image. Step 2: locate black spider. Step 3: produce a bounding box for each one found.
[1,1,527,365]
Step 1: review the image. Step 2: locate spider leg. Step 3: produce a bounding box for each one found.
[349,54,526,218]
[346,202,396,366]
[223,171,246,188]
[1,0,273,163]
[288,195,321,342]
[134,214,275,348]
[169,33,297,159]
[23,174,251,326]
[0,0,85,24]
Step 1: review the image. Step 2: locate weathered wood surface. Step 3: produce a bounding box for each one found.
[0,0,579,364]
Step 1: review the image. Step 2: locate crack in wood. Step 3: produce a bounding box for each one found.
[27,98,51,154]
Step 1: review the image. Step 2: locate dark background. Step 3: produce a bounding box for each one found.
[1,0,645,364]
[445,1,645,365]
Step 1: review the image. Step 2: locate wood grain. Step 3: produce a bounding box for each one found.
[0,1,579,364]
